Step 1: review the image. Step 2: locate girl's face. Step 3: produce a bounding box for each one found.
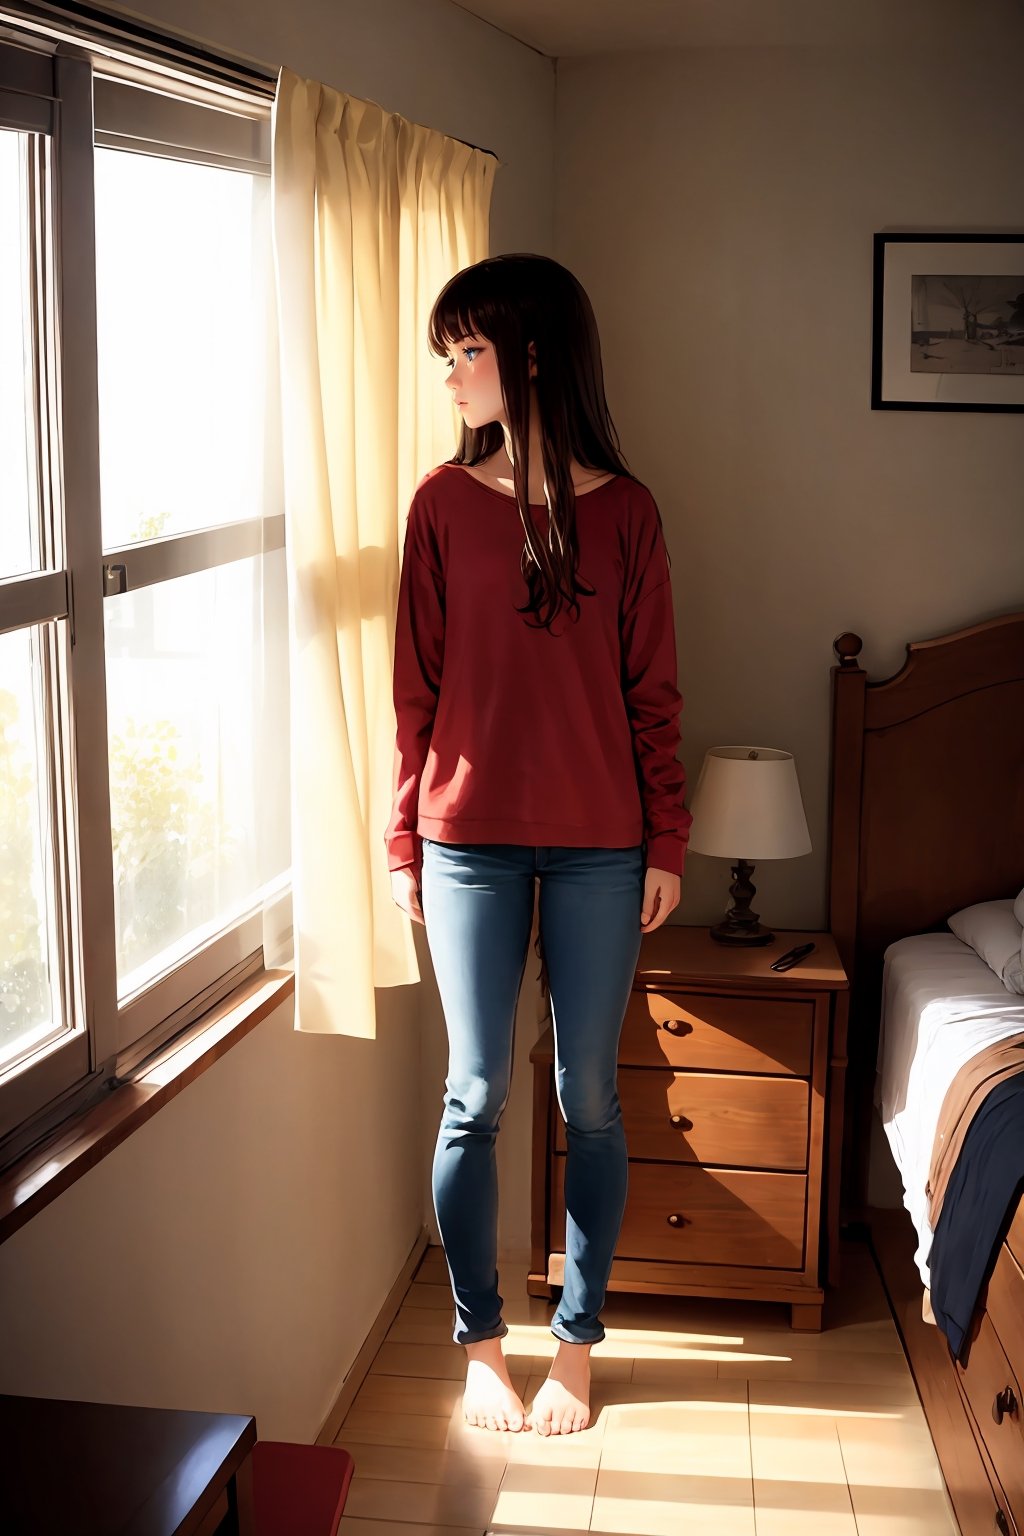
[444,333,503,430]
[443,332,536,431]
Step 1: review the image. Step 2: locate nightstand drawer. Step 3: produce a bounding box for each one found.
[552,1157,806,1268]
[554,1068,809,1168]
[529,927,846,1325]
[620,989,813,1075]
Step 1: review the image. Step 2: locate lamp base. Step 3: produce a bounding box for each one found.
[708,858,775,946]
[709,919,775,946]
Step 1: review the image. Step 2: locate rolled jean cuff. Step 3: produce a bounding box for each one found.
[550,1320,605,1345]
[454,1318,509,1346]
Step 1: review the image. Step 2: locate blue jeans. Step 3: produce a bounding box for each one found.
[420,838,645,1347]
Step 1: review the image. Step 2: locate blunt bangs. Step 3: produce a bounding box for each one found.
[428,292,489,359]
[427,262,516,359]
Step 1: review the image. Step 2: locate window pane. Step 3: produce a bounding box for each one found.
[93,151,275,549]
[0,627,64,1067]
[104,550,289,999]
[0,129,42,580]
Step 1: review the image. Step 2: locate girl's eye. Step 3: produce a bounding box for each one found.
[445,346,480,368]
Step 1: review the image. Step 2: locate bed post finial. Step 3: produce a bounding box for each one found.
[833,632,863,668]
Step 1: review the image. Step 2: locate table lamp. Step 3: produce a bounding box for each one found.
[687,745,812,945]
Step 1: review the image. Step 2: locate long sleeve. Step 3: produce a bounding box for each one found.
[384,463,693,877]
[620,508,693,879]
[385,502,445,887]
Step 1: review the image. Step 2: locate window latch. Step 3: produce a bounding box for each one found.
[102,562,127,596]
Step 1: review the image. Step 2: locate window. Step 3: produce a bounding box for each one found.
[0,35,289,1154]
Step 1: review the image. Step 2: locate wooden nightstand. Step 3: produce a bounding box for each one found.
[528,925,849,1330]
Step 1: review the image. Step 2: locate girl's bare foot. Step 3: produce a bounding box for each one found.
[528,1339,593,1434]
[463,1337,529,1431]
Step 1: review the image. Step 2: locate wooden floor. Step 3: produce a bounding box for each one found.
[332,1238,961,1536]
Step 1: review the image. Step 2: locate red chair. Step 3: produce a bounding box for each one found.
[251,1440,355,1536]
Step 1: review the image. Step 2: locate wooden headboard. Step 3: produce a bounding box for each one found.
[827,611,1024,1212]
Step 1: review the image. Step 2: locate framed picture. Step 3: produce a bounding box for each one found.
[871,232,1024,412]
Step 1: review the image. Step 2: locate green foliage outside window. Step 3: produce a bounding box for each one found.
[1,691,240,1047]
[128,508,171,542]
[109,717,237,977]
[0,689,48,1048]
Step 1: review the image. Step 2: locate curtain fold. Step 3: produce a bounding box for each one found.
[269,65,497,1035]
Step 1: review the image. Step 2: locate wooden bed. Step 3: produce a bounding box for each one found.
[827,611,1024,1536]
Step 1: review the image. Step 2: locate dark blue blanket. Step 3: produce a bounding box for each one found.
[928,1070,1024,1363]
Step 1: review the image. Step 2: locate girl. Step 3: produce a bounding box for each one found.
[385,254,693,1436]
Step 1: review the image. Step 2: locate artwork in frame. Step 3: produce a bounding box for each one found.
[871,232,1024,412]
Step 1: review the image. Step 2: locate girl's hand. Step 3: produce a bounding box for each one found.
[641,867,680,933]
[391,867,425,925]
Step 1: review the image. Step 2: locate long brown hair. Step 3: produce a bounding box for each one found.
[428,253,667,634]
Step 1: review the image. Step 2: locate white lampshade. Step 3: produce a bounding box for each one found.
[687,746,812,860]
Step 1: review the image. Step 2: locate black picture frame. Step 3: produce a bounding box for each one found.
[871,232,1024,412]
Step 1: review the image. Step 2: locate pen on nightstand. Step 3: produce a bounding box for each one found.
[770,942,816,972]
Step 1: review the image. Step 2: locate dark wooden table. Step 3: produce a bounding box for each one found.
[0,1393,256,1535]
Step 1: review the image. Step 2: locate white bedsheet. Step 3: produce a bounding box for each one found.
[874,932,1024,1287]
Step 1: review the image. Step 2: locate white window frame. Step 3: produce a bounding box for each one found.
[0,30,288,1158]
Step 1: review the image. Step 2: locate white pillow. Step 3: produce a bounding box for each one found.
[1014,885,1024,928]
[947,898,1024,995]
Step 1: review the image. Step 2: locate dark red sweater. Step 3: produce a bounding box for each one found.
[386,463,692,887]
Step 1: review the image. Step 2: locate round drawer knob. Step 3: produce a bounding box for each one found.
[992,1386,1017,1424]
[667,1213,687,1228]
[661,1018,683,1034]
[669,1113,692,1129]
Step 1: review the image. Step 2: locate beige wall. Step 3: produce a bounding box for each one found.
[0,0,554,1440]
[555,43,1024,934]
[0,998,425,1440]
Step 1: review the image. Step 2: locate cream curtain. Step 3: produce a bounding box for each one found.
[269,65,497,1035]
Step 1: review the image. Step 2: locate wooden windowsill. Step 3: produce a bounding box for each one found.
[0,967,295,1248]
